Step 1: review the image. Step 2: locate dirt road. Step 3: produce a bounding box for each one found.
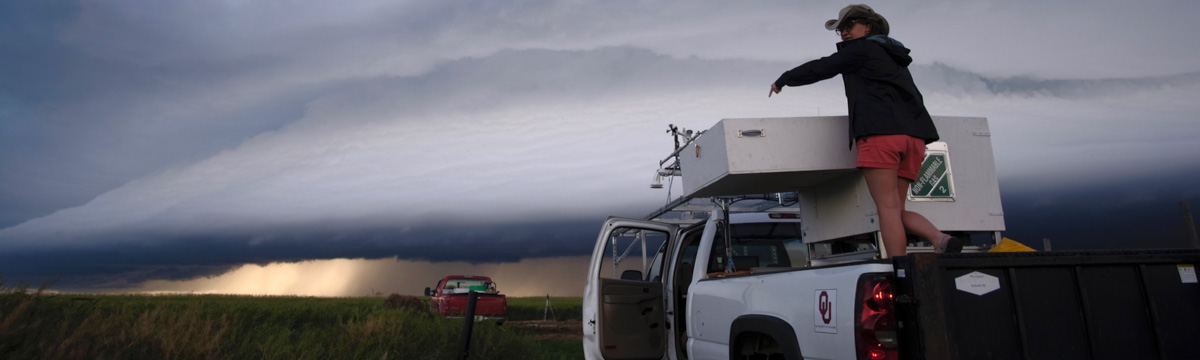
[509,320,583,341]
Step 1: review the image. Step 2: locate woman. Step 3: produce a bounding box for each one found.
[768,4,962,256]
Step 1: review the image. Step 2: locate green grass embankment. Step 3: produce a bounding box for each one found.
[0,283,583,360]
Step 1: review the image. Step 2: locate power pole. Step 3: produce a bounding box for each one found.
[1183,202,1200,249]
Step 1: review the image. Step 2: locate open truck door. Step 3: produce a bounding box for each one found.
[583,217,677,360]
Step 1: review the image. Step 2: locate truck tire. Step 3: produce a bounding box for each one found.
[732,333,784,360]
[729,315,802,360]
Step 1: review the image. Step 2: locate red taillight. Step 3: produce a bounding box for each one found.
[856,273,899,360]
[868,281,895,311]
[768,213,799,219]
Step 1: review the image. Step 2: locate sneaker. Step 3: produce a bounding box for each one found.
[935,236,964,254]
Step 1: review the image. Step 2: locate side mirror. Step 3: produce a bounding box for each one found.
[620,270,643,281]
[424,287,432,296]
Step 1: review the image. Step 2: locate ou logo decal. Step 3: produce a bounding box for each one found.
[814,289,837,333]
[818,291,832,324]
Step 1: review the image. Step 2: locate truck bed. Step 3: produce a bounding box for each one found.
[893,250,1200,360]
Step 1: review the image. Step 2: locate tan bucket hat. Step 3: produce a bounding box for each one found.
[824,4,890,35]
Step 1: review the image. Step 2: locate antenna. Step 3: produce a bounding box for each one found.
[668,124,681,151]
[651,124,702,189]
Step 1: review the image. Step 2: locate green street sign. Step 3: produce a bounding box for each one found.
[911,152,953,198]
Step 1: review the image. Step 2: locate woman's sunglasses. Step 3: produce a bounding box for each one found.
[835,18,866,34]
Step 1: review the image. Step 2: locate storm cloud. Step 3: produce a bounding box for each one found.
[2,0,1199,291]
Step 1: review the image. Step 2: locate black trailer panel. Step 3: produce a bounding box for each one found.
[893,250,1200,360]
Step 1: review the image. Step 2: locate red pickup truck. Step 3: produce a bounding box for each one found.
[424,275,507,324]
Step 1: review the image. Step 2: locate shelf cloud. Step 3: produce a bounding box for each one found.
[2,0,1198,291]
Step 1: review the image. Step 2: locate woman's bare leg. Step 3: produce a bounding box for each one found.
[863,168,908,256]
[866,169,951,256]
[896,178,948,244]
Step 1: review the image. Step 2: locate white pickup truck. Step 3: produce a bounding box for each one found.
[582,116,1200,360]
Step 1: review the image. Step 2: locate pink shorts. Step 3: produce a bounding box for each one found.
[855,135,926,181]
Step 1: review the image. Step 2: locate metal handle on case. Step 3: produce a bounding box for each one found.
[737,129,764,138]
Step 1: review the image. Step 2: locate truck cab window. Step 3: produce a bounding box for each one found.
[598,227,669,281]
[806,233,880,265]
[647,243,667,282]
[708,222,807,274]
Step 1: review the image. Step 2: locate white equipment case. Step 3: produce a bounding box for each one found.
[678,116,1005,243]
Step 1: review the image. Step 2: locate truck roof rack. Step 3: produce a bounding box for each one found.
[643,193,799,225]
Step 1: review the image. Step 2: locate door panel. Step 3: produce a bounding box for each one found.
[600,278,666,359]
[583,218,676,360]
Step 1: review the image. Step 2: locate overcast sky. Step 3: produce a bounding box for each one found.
[3,0,1199,293]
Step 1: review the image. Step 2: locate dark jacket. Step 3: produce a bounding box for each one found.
[774,35,938,147]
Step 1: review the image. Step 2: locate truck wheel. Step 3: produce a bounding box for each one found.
[732,333,784,360]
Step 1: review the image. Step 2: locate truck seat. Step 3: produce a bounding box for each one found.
[733,256,760,270]
[677,261,694,297]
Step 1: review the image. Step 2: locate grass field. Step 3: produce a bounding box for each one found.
[505,296,582,322]
[0,283,584,360]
